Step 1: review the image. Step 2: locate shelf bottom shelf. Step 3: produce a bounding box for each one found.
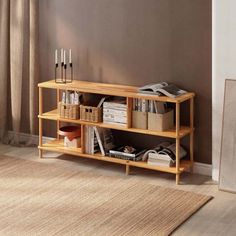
[39,139,192,174]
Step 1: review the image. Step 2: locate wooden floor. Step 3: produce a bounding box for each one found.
[0,143,236,236]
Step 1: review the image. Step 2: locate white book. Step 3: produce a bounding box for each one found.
[103,108,127,116]
[94,127,105,156]
[103,121,126,126]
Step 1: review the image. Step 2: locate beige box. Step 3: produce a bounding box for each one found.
[132,111,147,129]
[148,110,174,131]
[64,137,81,148]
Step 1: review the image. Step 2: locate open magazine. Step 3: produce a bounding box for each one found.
[138,82,187,98]
[142,142,187,162]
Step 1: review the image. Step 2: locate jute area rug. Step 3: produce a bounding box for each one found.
[0,155,212,236]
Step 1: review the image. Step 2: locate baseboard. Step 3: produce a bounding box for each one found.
[7,131,53,145]
[5,131,212,177]
[193,162,212,177]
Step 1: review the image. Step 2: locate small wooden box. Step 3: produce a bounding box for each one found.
[64,137,81,148]
[132,111,148,129]
[80,105,102,122]
[148,110,174,131]
[58,102,79,119]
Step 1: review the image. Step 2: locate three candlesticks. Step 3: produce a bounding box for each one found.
[55,48,73,83]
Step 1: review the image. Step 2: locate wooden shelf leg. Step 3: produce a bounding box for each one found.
[190,97,194,173]
[126,164,130,175]
[39,87,43,159]
[57,89,60,140]
[176,103,180,185]
[176,138,180,185]
[39,149,43,159]
[176,173,180,185]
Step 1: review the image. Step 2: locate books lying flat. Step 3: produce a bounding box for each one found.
[139,82,187,98]
[109,146,146,161]
[103,96,127,125]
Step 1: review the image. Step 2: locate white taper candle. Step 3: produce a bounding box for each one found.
[69,49,72,64]
[64,50,66,64]
[55,50,58,64]
[61,49,64,63]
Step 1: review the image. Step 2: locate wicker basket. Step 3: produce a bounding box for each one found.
[80,105,102,122]
[58,102,80,119]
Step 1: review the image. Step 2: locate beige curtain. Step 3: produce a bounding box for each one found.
[0,0,39,145]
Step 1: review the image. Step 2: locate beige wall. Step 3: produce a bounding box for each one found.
[39,0,212,164]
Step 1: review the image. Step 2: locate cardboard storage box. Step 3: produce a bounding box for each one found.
[132,111,147,129]
[148,109,174,131]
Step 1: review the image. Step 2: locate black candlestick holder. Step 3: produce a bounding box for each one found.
[55,62,73,84]
[68,62,73,83]
[55,62,66,83]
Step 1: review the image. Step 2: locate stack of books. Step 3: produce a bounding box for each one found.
[103,97,127,126]
[109,146,145,161]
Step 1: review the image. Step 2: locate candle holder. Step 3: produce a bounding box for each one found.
[67,62,73,83]
[54,49,73,84]
[55,62,66,83]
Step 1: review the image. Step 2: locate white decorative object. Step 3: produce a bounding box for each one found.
[64,137,81,148]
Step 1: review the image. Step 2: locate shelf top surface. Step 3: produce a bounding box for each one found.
[38,80,195,103]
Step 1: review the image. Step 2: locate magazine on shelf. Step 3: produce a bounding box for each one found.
[138,82,187,98]
[141,142,187,167]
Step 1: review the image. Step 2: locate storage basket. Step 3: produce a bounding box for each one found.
[80,105,102,122]
[148,109,174,131]
[58,102,79,119]
[132,111,147,129]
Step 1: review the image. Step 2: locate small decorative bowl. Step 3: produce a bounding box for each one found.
[58,126,81,141]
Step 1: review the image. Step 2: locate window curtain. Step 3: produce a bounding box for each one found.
[0,0,39,145]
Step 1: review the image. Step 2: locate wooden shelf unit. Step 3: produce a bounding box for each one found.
[38,80,195,184]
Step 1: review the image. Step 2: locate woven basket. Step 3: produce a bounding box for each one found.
[58,102,80,119]
[80,105,102,122]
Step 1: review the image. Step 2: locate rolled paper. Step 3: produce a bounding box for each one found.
[64,50,66,64]
[61,48,64,63]
[69,49,72,64]
[55,50,58,64]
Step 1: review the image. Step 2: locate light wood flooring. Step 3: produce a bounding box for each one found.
[0,143,236,236]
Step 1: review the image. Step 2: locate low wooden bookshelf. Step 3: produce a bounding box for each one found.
[38,80,195,184]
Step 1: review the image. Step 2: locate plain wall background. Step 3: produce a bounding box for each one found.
[212,0,236,180]
[39,0,212,164]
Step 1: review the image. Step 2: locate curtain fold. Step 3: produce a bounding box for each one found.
[0,0,39,145]
[0,0,10,140]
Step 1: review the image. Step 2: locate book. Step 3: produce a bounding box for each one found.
[84,126,99,154]
[109,146,146,161]
[93,127,105,156]
[139,82,187,98]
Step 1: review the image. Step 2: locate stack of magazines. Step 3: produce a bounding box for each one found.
[103,97,127,126]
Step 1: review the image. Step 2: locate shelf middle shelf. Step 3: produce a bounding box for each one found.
[39,109,193,138]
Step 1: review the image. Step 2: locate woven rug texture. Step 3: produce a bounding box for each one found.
[0,155,212,236]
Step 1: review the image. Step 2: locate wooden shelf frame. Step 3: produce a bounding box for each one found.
[38,80,195,184]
